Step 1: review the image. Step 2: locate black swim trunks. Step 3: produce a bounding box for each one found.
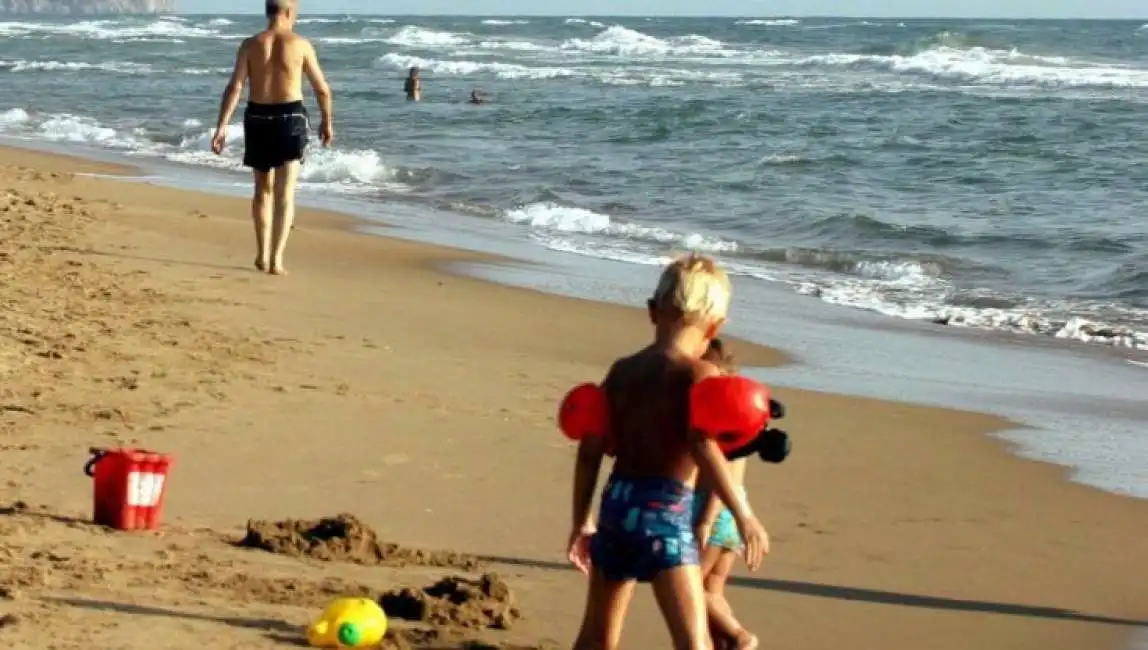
[242,100,310,173]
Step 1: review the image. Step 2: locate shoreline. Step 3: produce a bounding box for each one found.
[6,127,1147,367]
[8,140,1148,501]
[2,144,1148,650]
[8,133,1147,367]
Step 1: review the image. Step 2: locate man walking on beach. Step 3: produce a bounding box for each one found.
[210,0,334,276]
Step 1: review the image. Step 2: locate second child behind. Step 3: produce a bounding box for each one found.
[695,338,760,650]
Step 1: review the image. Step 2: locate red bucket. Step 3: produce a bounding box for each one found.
[84,447,174,531]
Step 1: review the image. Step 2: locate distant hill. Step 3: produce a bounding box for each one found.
[0,0,175,14]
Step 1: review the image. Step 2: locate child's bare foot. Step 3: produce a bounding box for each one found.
[734,630,758,650]
[254,259,267,272]
[269,264,288,276]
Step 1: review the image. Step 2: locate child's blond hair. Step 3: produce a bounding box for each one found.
[651,253,732,326]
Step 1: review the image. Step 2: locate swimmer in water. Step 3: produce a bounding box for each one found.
[468,88,488,104]
[404,66,421,101]
[567,254,769,650]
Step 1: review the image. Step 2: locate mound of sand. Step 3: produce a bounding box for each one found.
[237,513,480,570]
[380,574,521,631]
[381,627,557,650]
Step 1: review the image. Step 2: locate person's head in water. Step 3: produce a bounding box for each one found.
[408,66,420,79]
[469,88,486,103]
[264,0,296,26]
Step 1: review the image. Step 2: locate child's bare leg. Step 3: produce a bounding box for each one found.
[572,568,634,650]
[251,170,273,271]
[268,160,301,275]
[698,546,727,649]
[652,564,712,650]
[704,551,757,650]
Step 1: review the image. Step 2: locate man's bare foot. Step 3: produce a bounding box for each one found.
[269,264,288,276]
[255,259,267,272]
[733,630,758,650]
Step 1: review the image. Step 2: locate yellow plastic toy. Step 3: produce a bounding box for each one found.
[306,597,388,648]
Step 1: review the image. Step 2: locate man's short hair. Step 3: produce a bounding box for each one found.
[266,0,292,17]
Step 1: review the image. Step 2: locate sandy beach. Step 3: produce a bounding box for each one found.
[1,144,1146,650]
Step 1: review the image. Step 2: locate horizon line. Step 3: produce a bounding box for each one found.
[169,12,1148,20]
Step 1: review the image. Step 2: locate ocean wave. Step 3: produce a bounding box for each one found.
[384,25,468,48]
[532,233,1148,351]
[801,45,1148,89]
[502,202,739,253]
[0,59,233,78]
[378,53,575,80]
[297,17,395,25]
[0,108,411,195]
[565,18,606,28]
[735,19,800,26]
[481,19,530,26]
[486,199,1148,351]
[799,280,1148,349]
[0,59,152,74]
[353,21,1148,93]
[375,53,742,86]
[378,23,754,62]
[0,17,229,40]
[559,25,737,58]
[750,247,950,281]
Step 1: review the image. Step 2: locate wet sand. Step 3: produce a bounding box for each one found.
[1,145,1146,650]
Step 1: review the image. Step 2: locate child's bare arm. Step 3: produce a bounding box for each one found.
[571,433,607,531]
[569,369,614,532]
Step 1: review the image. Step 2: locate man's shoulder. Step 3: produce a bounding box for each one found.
[287,32,314,48]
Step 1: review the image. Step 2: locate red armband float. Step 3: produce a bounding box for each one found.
[689,375,771,452]
[558,383,610,442]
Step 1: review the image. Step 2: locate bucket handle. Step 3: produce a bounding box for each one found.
[83,447,107,478]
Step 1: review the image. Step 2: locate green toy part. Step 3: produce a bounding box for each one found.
[337,621,361,647]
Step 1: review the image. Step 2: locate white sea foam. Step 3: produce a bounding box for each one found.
[297,17,395,25]
[0,108,410,195]
[481,19,530,26]
[376,53,742,86]
[0,107,30,126]
[803,46,1148,89]
[384,25,467,48]
[564,18,607,28]
[356,21,1148,92]
[0,59,152,74]
[489,202,1148,351]
[503,202,740,254]
[559,25,735,58]
[0,18,227,40]
[735,18,801,26]
[378,53,576,80]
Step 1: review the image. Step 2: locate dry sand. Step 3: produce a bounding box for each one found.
[0,145,1146,650]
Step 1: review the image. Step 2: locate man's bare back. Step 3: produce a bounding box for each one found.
[603,345,714,485]
[243,29,310,105]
